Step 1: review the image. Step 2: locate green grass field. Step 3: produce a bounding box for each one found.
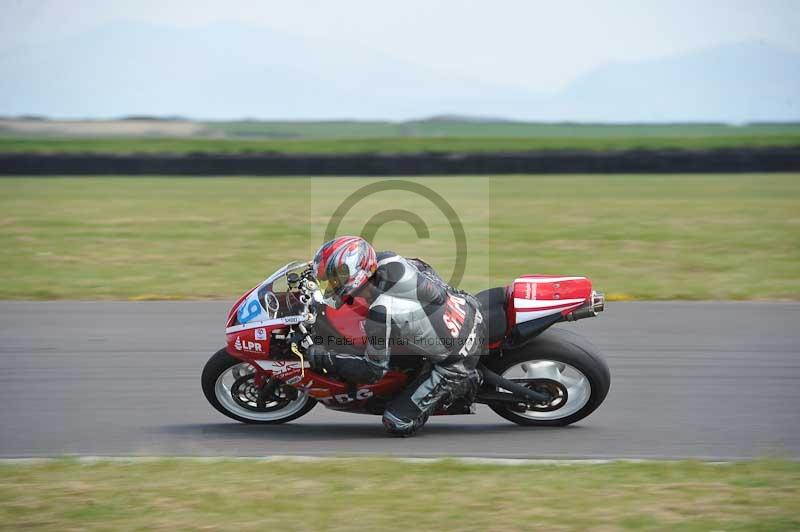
[203,119,800,140]
[0,458,798,530]
[5,121,798,153]
[1,174,798,300]
[2,134,800,154]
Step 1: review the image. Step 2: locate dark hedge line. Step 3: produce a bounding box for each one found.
[1,148,799,175]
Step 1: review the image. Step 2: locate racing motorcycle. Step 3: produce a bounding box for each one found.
[202,261,610,428]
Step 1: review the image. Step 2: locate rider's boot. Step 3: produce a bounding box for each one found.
[382,362,481,437]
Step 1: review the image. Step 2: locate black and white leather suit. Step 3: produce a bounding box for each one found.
[311,251,486,435]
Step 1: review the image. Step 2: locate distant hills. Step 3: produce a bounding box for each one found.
[543,41,800,123]
[0,21,798,122]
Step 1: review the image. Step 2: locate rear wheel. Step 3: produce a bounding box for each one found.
[202,348,316,424]
[486,328,610,426]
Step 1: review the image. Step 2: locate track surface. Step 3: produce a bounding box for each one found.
[1,301,798,459]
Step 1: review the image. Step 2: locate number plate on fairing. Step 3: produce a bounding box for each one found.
[237,291,268,324]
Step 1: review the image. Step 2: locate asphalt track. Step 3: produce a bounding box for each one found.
[1,301,798,459]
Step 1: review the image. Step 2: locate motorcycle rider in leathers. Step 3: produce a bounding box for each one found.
[307,235,486,436]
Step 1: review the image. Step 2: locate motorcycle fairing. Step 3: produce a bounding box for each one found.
[264,363,408,412]
[225,261,310,358]
[323,296,370,345]
[508,275,593,329]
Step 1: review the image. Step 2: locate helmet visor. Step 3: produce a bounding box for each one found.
[316,274,342,301]
[315,264,349,308]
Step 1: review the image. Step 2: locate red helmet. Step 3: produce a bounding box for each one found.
[312,236,377,308]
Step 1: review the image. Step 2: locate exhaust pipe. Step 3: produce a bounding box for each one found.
[564,291,605,322]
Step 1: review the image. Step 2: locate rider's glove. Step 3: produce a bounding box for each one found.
[307,344,336,373]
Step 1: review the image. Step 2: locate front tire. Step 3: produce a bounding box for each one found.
[202,348,316,424]
[486,328,610,426]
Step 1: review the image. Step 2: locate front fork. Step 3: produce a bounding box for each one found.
[252,372,300,406]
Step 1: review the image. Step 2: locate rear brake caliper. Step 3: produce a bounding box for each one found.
[517,380,568,412]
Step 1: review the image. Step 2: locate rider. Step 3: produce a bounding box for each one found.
[307,235,486,436]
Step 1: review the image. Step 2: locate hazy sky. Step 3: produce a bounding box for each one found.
[2,0,798,92]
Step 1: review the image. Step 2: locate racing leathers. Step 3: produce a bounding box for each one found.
[309,251,486,436]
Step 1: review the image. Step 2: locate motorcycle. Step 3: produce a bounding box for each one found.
[202,261,610,429]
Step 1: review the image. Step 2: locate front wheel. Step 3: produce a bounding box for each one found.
[202,348,316,424]
[486,328,611,426]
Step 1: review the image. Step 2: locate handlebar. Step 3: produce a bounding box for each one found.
[289,272,322,376]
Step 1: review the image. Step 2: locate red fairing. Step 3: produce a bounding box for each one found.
[283,367,407,409]
[510,275,594,325]
[514,275,593,302]
[226,283,260,327]
[226,317,292,359]
[505,285,516,331]
[325,296,370,345]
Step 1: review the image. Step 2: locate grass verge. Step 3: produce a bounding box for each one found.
[1,174,798,300]
[0,458,798,530]
[1,134,800,154]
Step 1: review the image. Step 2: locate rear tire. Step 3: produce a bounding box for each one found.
[486,327,610,426]
[202,348,316,424]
